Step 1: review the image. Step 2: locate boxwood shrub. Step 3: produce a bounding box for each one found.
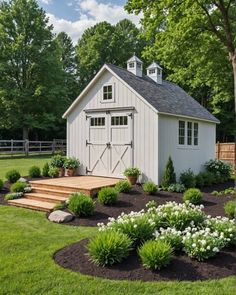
[28,166,41,178]
[115,180,132,193]
[98,187,118,205]
[87,231,132,266]
[183,188,202,204]
[68,192,95,216]
[224,201,236,219]
[5,170,21,183]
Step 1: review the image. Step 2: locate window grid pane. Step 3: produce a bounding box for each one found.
[103,85,113,100]
[90,117,105,127]
[111,116,128,126]
[194,123,198,145]
[187,122,192,145]
[179,121,185,145]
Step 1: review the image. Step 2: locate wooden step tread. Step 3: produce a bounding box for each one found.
[8,198,55,212]
[31,187,74,195]
[25,192,68,202]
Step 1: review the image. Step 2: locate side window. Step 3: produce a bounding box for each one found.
[187,122,192,145]
[111,116,128,126]
[90,117,105,127]
[178,121,185,145]
[194,123,199,145]
[103,85,113,101]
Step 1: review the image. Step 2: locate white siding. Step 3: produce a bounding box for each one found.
[158,114,216,183]
[67,70,159,183]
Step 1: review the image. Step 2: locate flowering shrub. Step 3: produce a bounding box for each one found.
[154,227,182,250]
[167,183,185,193]
[146,200,157,210]
[204,216,236,245]
[87,231,132,266]
[98,210,157,246]
[152,201,206,230]
[204,159,232,182]
[23,186,32,193]
[138,240,173,270]
[183,227,225,261]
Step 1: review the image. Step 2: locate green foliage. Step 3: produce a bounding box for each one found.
[146,200,158,210]
[115,180,132,193]
[98,187,118,206]
[161,157,176,188]
[205,159,232,182]
[10,181,27,193]
[68,193,95,217]
[211,190,223,196]
[28,166,41,178]
[167,183,185,193]
[224,187,235,195]
[48,167,59,178]
[143,181,158,195]
[179,169,196,188]
[53,203,67,211]
[224,201,236,219]
[50,155,66,168]
[42,162,50,177]
[123,167,141,177]
[4,192,23,200]
[5,169,21,183]
[138,240,173,270]
[87,231,132,266]
[154,228,182,251]
[0,179,3,191]
[183,188,203,205]
[195,172,205,188]
[63,157,79,169]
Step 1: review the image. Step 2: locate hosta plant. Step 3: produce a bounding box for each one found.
[138,240,173,270]
[167,183,185,193]
[87,230,132,266]
[5,192,23,200]
[154,227,183,251]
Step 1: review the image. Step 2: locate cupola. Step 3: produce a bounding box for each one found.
[127,54,143,77]
[147,62,162,84]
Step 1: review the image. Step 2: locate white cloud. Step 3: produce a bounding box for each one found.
[40,0,53,4]
[46,0,141,43]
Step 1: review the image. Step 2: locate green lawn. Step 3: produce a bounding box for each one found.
[0,205,235,295]
[0,155,51,180]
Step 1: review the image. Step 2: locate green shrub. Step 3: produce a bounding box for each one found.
[63,157,79,169]
[28,166,41,178]
[143,181,158,195]
[5,169,21,183]
[10,181,28,193]
[224,187,235,195]
[53,202,68,211]
[179,169,196,188]
[87,231,132,266]
[115,180,132,193]
[48,167,59,178]
[161,156,176,188]
[146,200,157,210]
[211,190,223,196]
[204,159,232,182]
[224,201,236,219]
[167,183,185,193]
[202,171,215,186]
[98,187,118,205]
[154,227,182,251]
[195,172,205,188]
[183,188,202,204]
[42,162,50,177]
[0,179,3,191]
[68,193,95,216]
[123,167,141,177]
[138,240,173,270]
[5,192,23,200]
[50,154,66,168]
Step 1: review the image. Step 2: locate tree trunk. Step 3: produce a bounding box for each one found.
[23,127,29,140]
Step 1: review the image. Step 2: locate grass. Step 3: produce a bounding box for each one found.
[0,155,51,180]
[0,205,235,295]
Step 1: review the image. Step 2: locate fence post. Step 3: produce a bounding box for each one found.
[216,141,220,160]
[25,140,29,156]
[52,139,56,155]
[39,141,42,154]
[11,139,13,156]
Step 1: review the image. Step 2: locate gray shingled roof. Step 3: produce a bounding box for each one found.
[107,63,219,123]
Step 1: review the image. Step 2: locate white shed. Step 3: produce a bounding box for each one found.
[63,55,219,184]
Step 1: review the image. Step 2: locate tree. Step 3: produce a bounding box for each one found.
[76,19,146,92]
[0,0,69,139]
[161,156,176,188]
[126,1,236,142]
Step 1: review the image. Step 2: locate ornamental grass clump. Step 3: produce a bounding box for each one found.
[68,193,95,217]
[115,180,132,193]
[98,211,157,246]
[98,187,118,205]
[143,181,159,195]
[183,188,203,204]
[183,227,226,261]
[87,231,132,266]
[224,201,236,219]
[138,240,173,270]
[204,216,236,246]
[154,227,183,251]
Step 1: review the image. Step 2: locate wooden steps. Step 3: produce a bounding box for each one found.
[7,176,120,212]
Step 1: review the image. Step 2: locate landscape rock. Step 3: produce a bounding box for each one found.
[48,210,73,223]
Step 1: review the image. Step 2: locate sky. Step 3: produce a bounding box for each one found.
[37,0,141,43]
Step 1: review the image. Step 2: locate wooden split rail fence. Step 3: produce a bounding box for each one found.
[0,139,66,156]
[215,142,235,167]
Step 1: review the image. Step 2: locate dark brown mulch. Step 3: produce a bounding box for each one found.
[54,238,236,282]
[59,181,236,227]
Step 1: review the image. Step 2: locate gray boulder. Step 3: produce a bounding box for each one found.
[48,210,73,223]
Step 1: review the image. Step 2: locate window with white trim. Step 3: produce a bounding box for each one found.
[103,85,113,100]
[111,116,128,126]
[194,123,199,146]
[129,62,134,68]
[178,120,199,146]
[90,117,105,127]
[149,69,155,75]
[187,122,192,145]
[179,121,185,145]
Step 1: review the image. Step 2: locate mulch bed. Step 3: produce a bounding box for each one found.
[54,238,236,282]
[57,180,236,227]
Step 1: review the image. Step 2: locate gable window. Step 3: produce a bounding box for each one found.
[179,121,185,145]
[129,62,134,68]
[149,69,155,75]
[111,116,128,126]
[103,85,113,101]
[90,117,105,127]
[187,122,192,145]
[194,123,199,145]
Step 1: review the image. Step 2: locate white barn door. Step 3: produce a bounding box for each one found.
[86,111,133,177]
